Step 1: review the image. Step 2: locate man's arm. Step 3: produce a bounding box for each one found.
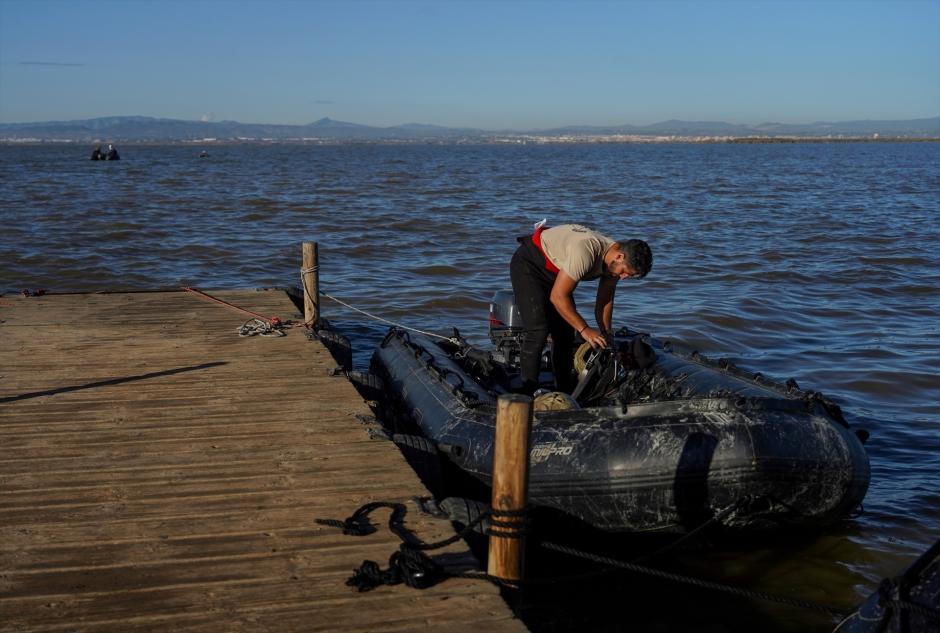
[595,277,617,336]
[550,271,609,349]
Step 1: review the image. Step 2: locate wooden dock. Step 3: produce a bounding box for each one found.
[0,289,526,632]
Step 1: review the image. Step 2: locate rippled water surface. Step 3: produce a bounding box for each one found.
[2,142,938,631]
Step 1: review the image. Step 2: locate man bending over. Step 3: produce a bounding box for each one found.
[510,223,652,395]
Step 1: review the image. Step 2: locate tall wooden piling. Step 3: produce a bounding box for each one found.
[302,241,319,326]
[487,393,533,582]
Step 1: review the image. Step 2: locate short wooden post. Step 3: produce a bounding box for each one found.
[487,393,532,582]
[302,242,319,327]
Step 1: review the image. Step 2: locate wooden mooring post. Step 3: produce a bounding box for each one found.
[302,241,320,326]
[487,393,533,582]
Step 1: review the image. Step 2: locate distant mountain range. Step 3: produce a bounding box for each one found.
[1,115,937,142]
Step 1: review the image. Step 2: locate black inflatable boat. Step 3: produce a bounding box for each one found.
[370,293,870,534]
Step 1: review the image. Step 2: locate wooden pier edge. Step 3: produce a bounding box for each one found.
[0,288,528,633]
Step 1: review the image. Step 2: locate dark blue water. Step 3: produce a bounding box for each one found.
[2,142,938,630]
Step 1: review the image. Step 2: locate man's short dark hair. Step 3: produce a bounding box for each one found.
[618,239,653,278]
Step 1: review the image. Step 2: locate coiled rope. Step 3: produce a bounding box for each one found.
[318,498,935,623]
[181,276,454,344]
[181,287,290,336]
[315,501,528,591]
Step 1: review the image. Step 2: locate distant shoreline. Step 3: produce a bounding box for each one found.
[2,135,938,146]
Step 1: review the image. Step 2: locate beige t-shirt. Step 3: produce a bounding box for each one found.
[539,224,615,282]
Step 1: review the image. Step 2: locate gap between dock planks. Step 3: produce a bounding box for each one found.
[0,289,527,633]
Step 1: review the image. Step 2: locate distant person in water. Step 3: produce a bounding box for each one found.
[510,222,652,395]
[90,145,103,160]
[105,144,120,160]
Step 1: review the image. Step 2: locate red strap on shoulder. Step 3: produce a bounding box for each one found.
[532,226,560,274]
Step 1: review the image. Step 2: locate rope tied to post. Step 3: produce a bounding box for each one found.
[316,290,462,345]
[296,241,459,343]
[315,501,531,592]
[317,496,890,621]
[487,507,530,539]
[300,242,321,329]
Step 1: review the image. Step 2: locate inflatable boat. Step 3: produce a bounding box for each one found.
[369,293,870,534]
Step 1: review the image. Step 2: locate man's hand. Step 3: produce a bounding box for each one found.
[581,326,609,349]
[551,272,613,350]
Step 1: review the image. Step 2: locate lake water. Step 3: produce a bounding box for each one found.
[2,142,938,631]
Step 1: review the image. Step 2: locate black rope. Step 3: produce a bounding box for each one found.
[345,546,449,592]
[316,500,937,626]
[315,501,407,537]
[540,540,849,618]
[318,499,737,593]
[486,508,529,540]
[316,501,530,592]
[315,502,529,548]
[512,499,751,588]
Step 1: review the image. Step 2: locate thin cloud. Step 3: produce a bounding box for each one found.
[19,61,85,67]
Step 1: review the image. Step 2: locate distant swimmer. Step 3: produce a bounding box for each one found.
[105,144,120,161]
[200,150,209,158]
[90,145,103,160]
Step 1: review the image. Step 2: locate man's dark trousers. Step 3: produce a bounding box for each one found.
[510,237,576,395]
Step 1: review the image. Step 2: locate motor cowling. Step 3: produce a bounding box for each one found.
[488,290,524,366]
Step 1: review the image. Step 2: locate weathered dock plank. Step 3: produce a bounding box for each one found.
[0,290,526,632]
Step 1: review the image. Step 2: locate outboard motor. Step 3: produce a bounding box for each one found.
[488,290,524,366]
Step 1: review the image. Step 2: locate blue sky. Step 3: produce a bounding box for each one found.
[1,0,937,128]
